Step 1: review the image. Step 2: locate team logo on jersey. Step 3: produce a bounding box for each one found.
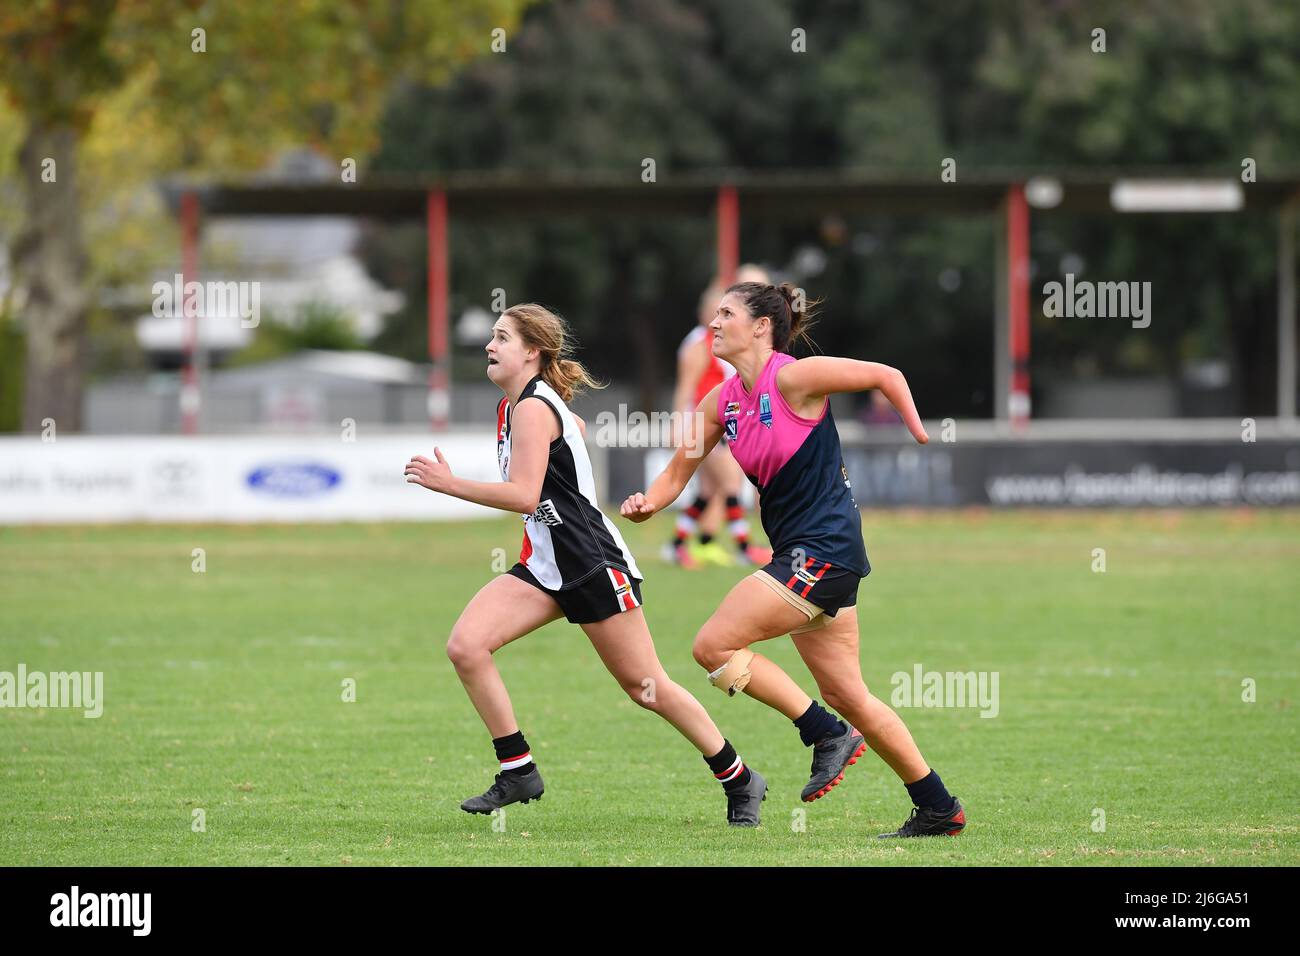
[724,401,741,417]
[759,392,772,428]
[530,498,563,526]
[724,418,738,441]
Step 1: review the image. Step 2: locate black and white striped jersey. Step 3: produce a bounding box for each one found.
[496,376,642,590]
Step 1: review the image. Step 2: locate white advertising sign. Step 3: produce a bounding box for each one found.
[0,435,502,524]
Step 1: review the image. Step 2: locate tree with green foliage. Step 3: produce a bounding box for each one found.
[0,0,531,431]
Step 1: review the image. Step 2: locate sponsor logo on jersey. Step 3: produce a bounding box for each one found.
[724,401,741,417]
[759,392,772,428]
[530,498,564,526]
[724,418,738,441]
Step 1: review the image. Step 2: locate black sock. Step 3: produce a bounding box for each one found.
[698,532,714,546]
[704,739,752,792]
[793,700,845,746]
[905,769,956,813]
[492,730,536,776]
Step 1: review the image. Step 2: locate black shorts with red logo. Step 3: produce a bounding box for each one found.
[508,562,644,625]
[759,548,865,620]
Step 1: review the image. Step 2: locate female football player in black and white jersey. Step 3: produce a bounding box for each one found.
[404,303,767,826]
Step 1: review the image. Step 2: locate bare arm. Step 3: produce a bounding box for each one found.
[620,384,724,522]
[777,356,928,444]
[404,399,555,514]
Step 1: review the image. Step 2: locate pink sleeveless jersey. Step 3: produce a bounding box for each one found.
[717,351,822,486]
[716,351,869,576]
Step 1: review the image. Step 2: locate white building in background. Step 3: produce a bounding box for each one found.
[133,148,404,362]
[188,217,404,340]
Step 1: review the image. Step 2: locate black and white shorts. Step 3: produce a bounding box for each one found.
[508,562,644,624]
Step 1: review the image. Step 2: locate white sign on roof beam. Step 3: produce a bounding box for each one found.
[1110,179,1243,213]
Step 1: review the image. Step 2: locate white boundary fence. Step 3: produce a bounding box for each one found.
[3,418,1298,523]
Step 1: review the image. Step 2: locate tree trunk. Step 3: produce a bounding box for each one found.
[14,121,89,433]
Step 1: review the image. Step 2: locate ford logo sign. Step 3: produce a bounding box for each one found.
[246,463,341,498]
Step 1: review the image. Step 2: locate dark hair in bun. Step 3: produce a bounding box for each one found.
[724,281,819,354]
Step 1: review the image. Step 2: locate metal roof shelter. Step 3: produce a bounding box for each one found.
[163,169,1300,432]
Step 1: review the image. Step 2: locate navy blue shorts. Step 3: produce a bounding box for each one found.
[755,549,864,632]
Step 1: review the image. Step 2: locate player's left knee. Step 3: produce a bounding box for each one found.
[691,631,728,671]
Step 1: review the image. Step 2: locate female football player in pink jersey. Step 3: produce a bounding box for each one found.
[620,282,966,838]
[405,304,766,826]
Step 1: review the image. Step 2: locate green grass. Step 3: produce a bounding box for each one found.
[1,510,1297,866]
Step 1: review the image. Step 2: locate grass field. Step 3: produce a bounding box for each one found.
[1,510,1296,866]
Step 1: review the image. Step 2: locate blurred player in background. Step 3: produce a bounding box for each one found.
[664,265,774,569]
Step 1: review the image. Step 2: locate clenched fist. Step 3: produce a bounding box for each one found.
[619,492,657,522]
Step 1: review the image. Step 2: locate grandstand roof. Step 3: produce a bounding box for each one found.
[166,169,1300,220]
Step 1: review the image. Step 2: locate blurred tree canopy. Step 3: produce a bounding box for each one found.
[364,0,1300,417]
[0,0,532,431]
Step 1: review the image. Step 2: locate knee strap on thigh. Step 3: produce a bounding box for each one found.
[707,648,755,697]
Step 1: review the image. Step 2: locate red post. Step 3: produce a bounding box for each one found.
[427,189,449,431]
[1007,184,1031,431]
[180,191,201,435]
[716,185,739,285]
